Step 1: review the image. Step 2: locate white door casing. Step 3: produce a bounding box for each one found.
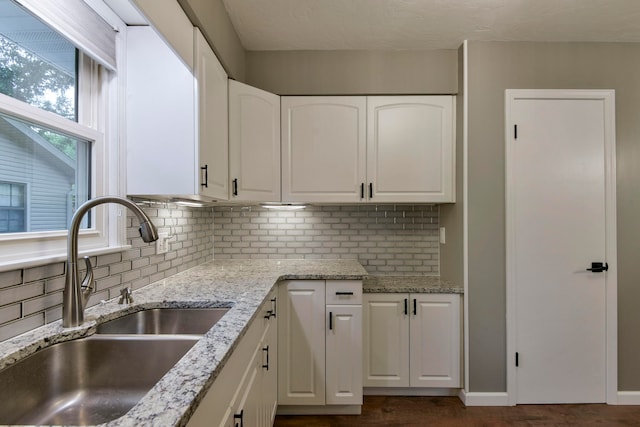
[505,89,617,404]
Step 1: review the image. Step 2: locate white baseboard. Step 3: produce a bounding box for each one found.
[616,391,640,405]
[364,387,460,397]
[277,405,361,415]
[459,390,511,406]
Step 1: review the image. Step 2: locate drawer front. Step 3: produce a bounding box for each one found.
[326,280,362,305]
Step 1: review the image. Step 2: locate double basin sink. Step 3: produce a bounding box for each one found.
[0,307,230,426]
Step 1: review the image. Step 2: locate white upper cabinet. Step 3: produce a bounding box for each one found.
[281,96,455,204]
[126,23,228,201]
[281,97,367,203]
[229,80,281,202]
[195,28,229,200]
[367,96,455,203]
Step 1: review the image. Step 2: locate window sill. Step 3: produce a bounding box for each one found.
[0,245,132,273]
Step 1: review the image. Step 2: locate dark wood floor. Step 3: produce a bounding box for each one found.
[274,396,640,426]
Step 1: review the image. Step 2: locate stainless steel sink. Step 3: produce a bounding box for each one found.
[0,335,198,426]
[96,307,229,335]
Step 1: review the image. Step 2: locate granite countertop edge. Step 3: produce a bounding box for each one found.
[0,260,461,427]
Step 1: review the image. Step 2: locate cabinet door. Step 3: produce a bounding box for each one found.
[410,294,461,388]
[278,280,326,405]
[281,97,367,203]
[232,341,262,427]
[229,80,281,202]
[362,294,410,387]
[261,292,278,425]
[126,26,196,197]
[326,305,362,405]
[367,96,455,203]
[195,28,228,200]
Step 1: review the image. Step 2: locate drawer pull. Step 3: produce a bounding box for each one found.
[262,345,270,370]
[234,409,244,427]
[335,291,354,296]
[264,310,273,319]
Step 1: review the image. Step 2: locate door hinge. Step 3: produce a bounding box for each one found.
[514,124,518,140]
[515,352,519,367]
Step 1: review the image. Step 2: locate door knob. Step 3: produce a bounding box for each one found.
[586,262,608,273]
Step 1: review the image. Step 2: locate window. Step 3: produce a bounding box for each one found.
[0,181,25,232]
[0,0,123,268]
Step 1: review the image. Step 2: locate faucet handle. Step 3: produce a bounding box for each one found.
[119,287,134,304]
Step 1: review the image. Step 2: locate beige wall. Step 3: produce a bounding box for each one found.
[467,41,640,392]
[246,50,458,95]
[178,0,247,80]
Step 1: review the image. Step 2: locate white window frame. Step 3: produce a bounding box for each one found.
[0,2,128,271]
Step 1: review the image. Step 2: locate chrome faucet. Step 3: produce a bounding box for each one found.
[63,196,158,327]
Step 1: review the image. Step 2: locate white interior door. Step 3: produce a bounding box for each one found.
[506,90,616,404]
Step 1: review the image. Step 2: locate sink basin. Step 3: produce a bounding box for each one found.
[0,335,198,426]
[96,307,229,335]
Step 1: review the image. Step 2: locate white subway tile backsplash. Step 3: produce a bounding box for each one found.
[213,205,439,275]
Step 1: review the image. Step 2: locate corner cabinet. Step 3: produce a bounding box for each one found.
[187,289,277,427]
[278,280,362,414]
[195,28,229,200]
[228,80,281,202]
[281,96,455,204]
[363,293,461,389]
[126,25,228,201]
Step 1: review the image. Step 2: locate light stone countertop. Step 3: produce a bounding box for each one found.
[0,259,367,427]
[363,275,463,294]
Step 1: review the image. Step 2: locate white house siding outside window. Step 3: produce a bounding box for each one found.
[0,0,122,269]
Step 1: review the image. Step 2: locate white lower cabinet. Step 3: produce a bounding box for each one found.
[363,293,461,389]
[278,280,363,413]
[187,289,277,427]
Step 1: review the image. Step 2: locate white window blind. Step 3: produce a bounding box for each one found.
[15,0,117,70]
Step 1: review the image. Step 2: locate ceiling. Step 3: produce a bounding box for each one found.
[221,0,640,51]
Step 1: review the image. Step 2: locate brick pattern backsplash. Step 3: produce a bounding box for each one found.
[213,204,439,275]
[0,204,213,342]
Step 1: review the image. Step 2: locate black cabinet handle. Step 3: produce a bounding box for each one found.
[234,409,244,427]
[264,310,272,319]
[232,178,238,196]
[404,298,408,315]
[270,297,277,318]
[262,345,269,370]
[200,165,208,188]
[329,311,333,330]
[335,291,354,296]
[587,262,608,273]
[360,183,365,199]
[413,298,417,316]
[369,182,373,198]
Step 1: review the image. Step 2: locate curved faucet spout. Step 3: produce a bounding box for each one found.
[63,196,159,327]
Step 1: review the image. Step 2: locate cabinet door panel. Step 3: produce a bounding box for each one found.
[195,28,228,200]
[363,294,410,387]
[410,294,461,387]
[367,96,454,203]
[229,80,281,202]
[326,305,362,405]
[278,281,326,405]
[282,97,366,203]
